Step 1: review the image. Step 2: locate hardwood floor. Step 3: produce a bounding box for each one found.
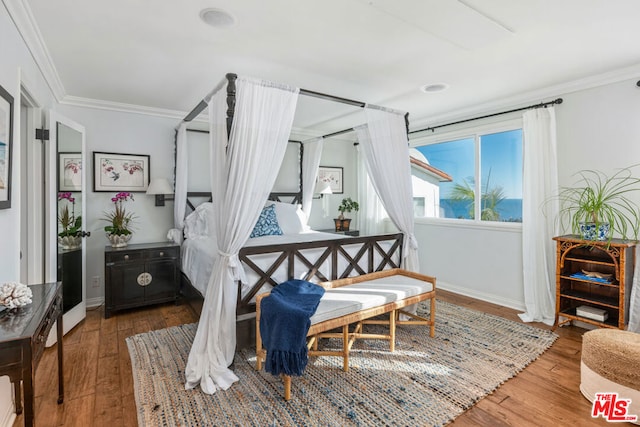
[12,291,611,426]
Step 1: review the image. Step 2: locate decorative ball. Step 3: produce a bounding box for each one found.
[0,282,33,309]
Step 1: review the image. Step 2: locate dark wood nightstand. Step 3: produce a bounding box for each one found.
[104,242,180,318]
[318,228,360,236]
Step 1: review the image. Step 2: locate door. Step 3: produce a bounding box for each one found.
[45,111,87,335]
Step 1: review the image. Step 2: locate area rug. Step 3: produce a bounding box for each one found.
[126,300,558,426]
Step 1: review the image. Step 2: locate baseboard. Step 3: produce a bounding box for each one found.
[437,280,526,312]
[86,296,104,308]
[1,411,16,427]
[0,379,15,427]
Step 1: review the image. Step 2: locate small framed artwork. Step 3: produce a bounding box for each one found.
[318,166,343,194]
[0,84,14,210]
[58,152,82,192]
[93,151,150,192]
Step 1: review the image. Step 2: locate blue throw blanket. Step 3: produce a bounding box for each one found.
[259,279,325,376]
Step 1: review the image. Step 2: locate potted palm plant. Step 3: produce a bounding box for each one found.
[556,166,640,241]
[335,197,359,232]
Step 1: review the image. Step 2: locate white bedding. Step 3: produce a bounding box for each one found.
[181,230,346,298]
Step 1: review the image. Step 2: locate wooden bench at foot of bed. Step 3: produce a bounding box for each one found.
[255,268,436,401]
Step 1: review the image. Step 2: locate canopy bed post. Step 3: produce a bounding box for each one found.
[225,73,237,138]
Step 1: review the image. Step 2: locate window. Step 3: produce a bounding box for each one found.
[413,126,523,223]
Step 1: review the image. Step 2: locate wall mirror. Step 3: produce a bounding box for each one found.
[46,112,87,335]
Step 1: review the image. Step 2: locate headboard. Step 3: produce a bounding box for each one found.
[185,191,301,215]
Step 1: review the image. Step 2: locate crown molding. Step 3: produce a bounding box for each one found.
[60,95,191,121]
[3,0,66,101]
[410,62,640,131]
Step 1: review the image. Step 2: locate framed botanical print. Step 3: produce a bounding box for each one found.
[93,151,150,192]
[58,152,82,192]
[318,166,343,194]
[0,84,14,209]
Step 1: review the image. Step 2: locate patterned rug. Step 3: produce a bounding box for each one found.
[126,300,558,426]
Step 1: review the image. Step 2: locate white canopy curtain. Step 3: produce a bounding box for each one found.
[519,107,558,325]
[168,123,189,244]
[356,144,387,236]
[300,137,324,219]
[355,106,419,272]
[184,77,299,394]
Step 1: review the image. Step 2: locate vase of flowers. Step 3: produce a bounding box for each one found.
[57,192,82,250]
[103,192,136,247]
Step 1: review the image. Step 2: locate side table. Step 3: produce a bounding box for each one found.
[0,282,63,426]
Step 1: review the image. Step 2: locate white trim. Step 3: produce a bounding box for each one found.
[60,95,190,120]
[438,279,526,312]
[410,117,523,146]
[0,400,16,427]
[415,216,522,233]
[3,0,66,101]
[410,62,640,132]
[86,296,105,308]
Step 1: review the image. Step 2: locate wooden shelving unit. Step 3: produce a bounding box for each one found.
[553,235,636,329]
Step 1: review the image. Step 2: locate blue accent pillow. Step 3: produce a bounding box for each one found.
[250,204,283,238]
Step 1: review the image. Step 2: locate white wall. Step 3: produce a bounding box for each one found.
[307,139,358,230]
[412,77,640,311]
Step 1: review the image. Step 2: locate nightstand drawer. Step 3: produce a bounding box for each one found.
[146,247,178,260]
[106,251,143,264]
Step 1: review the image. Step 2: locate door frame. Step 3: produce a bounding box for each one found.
[19,82,44,284]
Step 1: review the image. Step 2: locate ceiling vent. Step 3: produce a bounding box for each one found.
[420,83,449,93]
[200,8,236,28]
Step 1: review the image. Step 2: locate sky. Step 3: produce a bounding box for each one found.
[416,129,523,199]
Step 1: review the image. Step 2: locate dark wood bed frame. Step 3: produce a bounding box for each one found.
[181,230,404,349]
[178,73,406,349]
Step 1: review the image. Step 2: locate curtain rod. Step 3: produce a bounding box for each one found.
[184,128,301,143]
[409,98,563,135]
[181,73,368,123]
[320,112,410,140]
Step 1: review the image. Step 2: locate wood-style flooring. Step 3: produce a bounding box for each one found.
[12,290,611,426]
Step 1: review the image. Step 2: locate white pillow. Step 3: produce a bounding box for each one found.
[265,201,308,234]
[183,202,215,239]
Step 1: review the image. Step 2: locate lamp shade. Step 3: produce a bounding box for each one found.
[314,180,333,195]
[146,178,173,195]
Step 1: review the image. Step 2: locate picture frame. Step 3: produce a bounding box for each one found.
[58,152,82,192]
[318,166,343,194]
[93,151,150,192]
[0,84,14,210]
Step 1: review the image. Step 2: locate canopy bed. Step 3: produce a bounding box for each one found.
[173,73,418,394]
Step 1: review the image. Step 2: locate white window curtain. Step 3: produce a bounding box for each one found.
[301,137,323,219]
[184,77,299,394]
[629,245,640,332]
[356,145,387,235]
[168,123,188,244]
[518,107,558,326]
[355,106,418,272]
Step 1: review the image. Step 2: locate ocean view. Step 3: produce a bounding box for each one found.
[441,198,523,222]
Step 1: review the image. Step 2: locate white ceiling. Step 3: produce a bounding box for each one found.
[15,0,640,136]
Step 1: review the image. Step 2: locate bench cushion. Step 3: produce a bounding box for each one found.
[309,275,433,325]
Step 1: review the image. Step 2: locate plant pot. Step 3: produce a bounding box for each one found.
[107,233,132,248]
[579,222,610,241]
[334,218,351,232]
[58,235,82,250]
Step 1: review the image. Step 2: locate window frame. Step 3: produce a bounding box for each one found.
[410,117,523,229]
